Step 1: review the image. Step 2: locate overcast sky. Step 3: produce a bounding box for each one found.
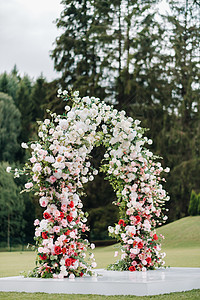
[0,0,61,81]
[0,0,169,82]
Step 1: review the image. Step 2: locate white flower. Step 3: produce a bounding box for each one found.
[69,273,75,279]
[91,243,95,250]
[6,166,11,173]
[21,142,28,149]
[108,226,114,233]
[134,120,141,125]
[165,167,170,173]
[91,262,97,268]
[63,90,68,95]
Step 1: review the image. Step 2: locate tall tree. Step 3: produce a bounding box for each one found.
[31,74,47,121]
[0,162,25,249]
[162,0,200,220]
[16,75,33,143]
[51,0,112,98]
[0,93,21,162]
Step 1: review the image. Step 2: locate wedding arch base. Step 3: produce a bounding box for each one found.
[0,268,200,296]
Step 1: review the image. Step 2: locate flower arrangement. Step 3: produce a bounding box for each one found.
[9,89,169,277]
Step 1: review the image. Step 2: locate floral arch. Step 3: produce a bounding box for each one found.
[15,90,169,278]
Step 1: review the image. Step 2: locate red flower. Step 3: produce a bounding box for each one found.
[135,215,141,224]
[62,248,67,254]
[43,212,51,219]
[129,266,136,272]
[67,215,73,222]
[54,246,62,255]
[39,254,47,260]
[69,201,74,208]
[138,242,143,249]
[42,231,48,239]
[59,212,64,220]
[65,257,76,267]
[80,272,84,277]
[153,234,158,241]
[118,219,126,227]
[64,230,71,236]
[146,257,152,264]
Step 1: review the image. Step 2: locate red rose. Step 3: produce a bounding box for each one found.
[39,254,47,260]
[153,234,158,241]
[67,215,73,222]
[59,212,64,220]
[69,201,74,208]
[64,230,71,236]
[65,257,76,267]
[42,231,48,239]
[129,266,136,272]
[54,246,62,255]
[43,212,51,219]
[138,242,143,249]
[146,257,152,264]
[135,215,141,224]
[80,272,84,277]
[62,248,67,254]
[118,219,126,226]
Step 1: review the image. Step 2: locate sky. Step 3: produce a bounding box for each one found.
[0,0,61,81]
[0,0,169,82]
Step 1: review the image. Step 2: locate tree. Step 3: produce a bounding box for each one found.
[160,0,200,220]
[16,75,33,145]
[188,190,198,216]
[0,162,25,249]
[0,93,21,162]
[0,67,20,103]
[31,74,47,121]
[51,0,113,99]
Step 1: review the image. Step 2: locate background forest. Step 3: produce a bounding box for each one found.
[0,0,200,248]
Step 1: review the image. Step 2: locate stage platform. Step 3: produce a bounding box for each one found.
[0,267,200,296]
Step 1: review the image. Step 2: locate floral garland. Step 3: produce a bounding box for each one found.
[9,90,169,277]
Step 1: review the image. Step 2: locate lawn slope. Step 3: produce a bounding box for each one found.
[0,216,199,277]
[156,216,200,248]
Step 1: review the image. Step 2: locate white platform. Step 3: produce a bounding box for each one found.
[0,268,200,296]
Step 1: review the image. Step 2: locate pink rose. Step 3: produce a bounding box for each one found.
[53,226,60,233]
[61,219,68,227]
[34,219,40,226]
[25,182,33,189]
[47,176,57,184]
[39,197,48,207]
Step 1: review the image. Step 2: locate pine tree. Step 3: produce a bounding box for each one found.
[31,74,47,121]
[51,0,111,98]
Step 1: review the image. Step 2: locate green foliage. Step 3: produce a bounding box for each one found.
[0,93,21,162]
[0,162,25,248]
[198,194,200,215]
[188,190,199,216]
[31,74,47,121]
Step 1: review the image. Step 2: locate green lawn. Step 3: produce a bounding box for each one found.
[0,216,200,277]
[0,217,200,299]
[0,290,200,300]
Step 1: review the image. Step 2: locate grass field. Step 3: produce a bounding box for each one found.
[1,216,199,277]
[0,216,199,299]
[0,290,200,300]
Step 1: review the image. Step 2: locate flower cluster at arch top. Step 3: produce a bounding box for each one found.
[11,89,169,277]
